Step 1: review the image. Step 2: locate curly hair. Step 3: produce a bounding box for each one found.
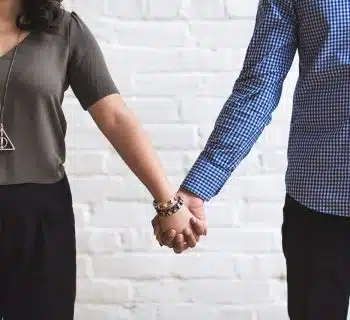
[16,0,64,33]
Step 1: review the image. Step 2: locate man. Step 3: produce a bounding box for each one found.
[153,1,350,319]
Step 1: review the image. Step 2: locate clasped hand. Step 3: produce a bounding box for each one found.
[151,189,207,254]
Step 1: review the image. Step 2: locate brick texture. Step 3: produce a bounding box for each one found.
[62,0,300,319]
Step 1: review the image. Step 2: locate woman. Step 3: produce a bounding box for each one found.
[0,0,205,319]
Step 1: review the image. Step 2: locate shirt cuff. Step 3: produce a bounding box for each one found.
[180,155,231,201]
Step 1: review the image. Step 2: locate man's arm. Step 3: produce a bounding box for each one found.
[181,0,298,200]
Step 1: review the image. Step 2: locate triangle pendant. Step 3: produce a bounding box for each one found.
[0,125,15,151]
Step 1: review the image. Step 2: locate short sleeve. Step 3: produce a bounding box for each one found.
[67,11,119,110]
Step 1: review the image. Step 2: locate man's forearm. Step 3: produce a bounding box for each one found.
[181,0,298,201]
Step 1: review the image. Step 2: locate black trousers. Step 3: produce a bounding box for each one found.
[0,175,76,320]
[282,194,350,320]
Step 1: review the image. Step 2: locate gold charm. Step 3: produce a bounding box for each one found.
[0,124,15,151]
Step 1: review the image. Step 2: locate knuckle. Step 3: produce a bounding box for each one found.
[175,241,182,248]
[184,228,192,236]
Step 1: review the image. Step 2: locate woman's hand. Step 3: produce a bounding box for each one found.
[152,189,207,253]
[156,205,198,253]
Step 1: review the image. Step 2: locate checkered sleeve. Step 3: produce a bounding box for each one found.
[181,0,298,201]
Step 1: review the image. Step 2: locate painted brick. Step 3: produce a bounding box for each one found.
[62,0,300,319]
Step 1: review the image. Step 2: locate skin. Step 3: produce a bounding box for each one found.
[89,93,204,236]
[0,0,21,25]
[0,0,208,250]
[0,0,29,55]
[153,188,208,253]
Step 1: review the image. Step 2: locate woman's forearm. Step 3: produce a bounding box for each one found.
[89,94,174,202]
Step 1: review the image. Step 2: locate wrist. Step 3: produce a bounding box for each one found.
[153,194,184,217]
[151,186,175,203]
[178,187,204,203]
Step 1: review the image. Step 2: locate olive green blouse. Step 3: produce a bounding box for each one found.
[0,10,119,185]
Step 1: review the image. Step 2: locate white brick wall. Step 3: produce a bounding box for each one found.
[62,0,300,319]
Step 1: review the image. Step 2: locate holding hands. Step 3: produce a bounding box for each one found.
[152,189,207,254]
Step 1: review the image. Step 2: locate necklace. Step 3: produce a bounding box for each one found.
[0,31,21,151]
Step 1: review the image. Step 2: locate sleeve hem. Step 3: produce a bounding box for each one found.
[83,89,120,111]
[180,155,231,201]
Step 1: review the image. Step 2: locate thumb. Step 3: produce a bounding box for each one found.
[151,215,160,236]
[190,216,207,236]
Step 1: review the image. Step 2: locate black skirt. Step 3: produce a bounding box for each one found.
[0,174,76,320]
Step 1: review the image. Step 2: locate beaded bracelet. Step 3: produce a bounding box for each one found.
[153,195,178,211]
[154,196,184,217]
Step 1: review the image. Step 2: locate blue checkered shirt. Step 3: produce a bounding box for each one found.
[181,0,350,216]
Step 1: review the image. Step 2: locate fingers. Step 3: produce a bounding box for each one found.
[152,216,164,246]
[160,229,176,247]
[159,224,201,252]
[151,216,160,237]
[172,227,197,253]
[181,242,189,252]
[173,234,185,254]
[190,217,207,236]
[183,228,196,248]
[194,233,200,242]
[153,211,207,252]
[152,217,179,248]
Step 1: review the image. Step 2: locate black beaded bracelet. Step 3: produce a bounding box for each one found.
[153,195,178,211]
[156,197,184,217]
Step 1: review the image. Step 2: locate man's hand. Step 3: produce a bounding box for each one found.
[155,203,199,249]
[152,188,207,254]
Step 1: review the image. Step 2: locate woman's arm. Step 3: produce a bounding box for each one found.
[66,12,205,250]
[88,93,204,247]
[88,93,173,202]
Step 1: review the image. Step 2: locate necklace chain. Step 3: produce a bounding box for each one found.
[0,31,21,126]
